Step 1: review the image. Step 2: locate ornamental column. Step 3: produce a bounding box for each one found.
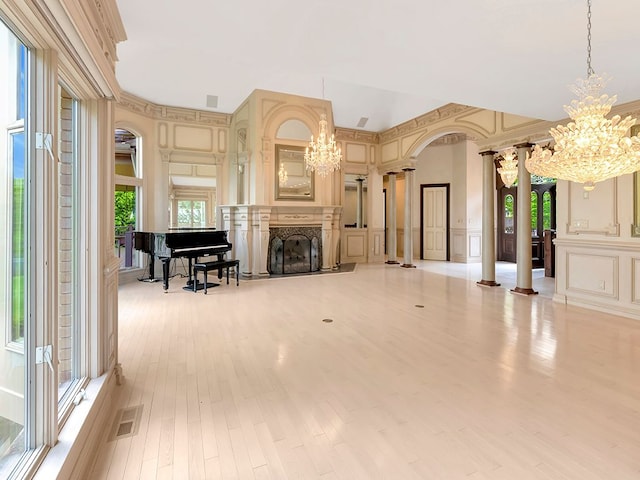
[401,167,416,268]
[386,172,399,264]
[477,150,500,287]
[513,143,538,295]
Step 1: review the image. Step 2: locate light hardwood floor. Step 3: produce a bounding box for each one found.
[90,262,640,479]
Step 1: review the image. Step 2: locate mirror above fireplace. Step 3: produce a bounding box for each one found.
[275,144,314,201]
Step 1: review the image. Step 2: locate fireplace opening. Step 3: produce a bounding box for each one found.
[268,226,321,275]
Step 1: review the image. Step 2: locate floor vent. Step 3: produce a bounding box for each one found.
[109,404,143,442]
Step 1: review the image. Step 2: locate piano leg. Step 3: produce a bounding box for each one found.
[162,258,170,291]
[186,257,194,287]
[149,253,155,280]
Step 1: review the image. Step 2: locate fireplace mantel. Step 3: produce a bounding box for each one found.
[219,205,342,278]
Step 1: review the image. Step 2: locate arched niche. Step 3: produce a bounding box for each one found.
[276,119,312,141]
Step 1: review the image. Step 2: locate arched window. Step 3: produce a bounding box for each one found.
[531,192,538,236]
[504,194,514,234]
[543,191,552,231]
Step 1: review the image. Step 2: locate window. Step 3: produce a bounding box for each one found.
[531,191,538,237]
[504,194,514,234]
[177,200,206,227]
[543,191,552,231]
[0,23,29,477]
[57,84,82,411]
[114,128,141,269]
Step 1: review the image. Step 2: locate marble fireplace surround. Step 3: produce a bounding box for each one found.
[219,205,342,278]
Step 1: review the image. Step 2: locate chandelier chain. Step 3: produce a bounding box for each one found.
[586,0,593,76]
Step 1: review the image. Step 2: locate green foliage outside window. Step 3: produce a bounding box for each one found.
[543,191,552,230]
[114,189,136,235]
[12,178,25,341]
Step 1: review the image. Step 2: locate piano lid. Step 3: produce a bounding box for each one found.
[153,229,231,257]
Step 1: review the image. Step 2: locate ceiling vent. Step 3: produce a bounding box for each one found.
[356,117,369,128]
[206,95,219,108]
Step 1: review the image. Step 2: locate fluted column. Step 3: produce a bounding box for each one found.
[356,177,364,228]
[477,150,500,287]
[401,167,416,268]
[385,172,399,264]
[513,143,538,295]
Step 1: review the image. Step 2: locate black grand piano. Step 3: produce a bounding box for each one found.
[133,229,232,291]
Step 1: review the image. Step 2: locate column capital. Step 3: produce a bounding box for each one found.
[479,150,497,157]
[386,171,398,176]
[402,167,416,172]
[513,142,534,149]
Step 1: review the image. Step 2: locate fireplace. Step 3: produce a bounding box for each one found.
[268,226,322,275]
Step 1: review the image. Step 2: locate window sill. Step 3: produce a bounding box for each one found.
[33,370,115,479]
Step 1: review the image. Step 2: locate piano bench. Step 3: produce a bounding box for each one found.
[193,259,240,294]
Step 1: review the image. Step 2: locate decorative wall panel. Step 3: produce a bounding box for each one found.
[345,143,366,164]
[566,253,618,298]
[174,125,214,151]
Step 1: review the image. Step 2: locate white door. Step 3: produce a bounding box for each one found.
[423,186,447,260]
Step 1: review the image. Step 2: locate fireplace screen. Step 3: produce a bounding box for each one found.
[268,226,321,275]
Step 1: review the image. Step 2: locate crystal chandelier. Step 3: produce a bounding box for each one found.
[278,163,288,186]
[525,0,640,191]
[304,113,342,177]
[496,148,518,188]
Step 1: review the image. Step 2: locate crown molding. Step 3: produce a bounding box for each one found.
[335,128,379,144]
[379,103,474,143]
[119,92,232,127]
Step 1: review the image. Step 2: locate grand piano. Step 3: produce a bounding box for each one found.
[133,229,232,291]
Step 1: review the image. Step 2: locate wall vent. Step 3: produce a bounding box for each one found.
[109,404,143,442]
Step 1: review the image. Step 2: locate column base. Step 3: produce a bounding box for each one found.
[477,280,501,287]
[385,260,400,265]
[400,264,416,269]
[510,287,538,296]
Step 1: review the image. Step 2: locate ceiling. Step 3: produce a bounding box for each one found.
[114,0,640,133]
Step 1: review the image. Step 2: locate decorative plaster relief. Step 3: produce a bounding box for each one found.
[373,233,381,256]
[469,233,481,258]
[158,123,168,148]
[500,112,541,132]
[335,128,379,143]
[174,125,214,152]
[346,234,366,257]
[401,132,425,157]
[381,142,399,163]
[632,258,640,304]
[345,143,367,164]
[566,179,619,236]
[455,109,497,137]
[218,130,227,153]
[261,99,287,121]
[566,253,618,298]
[120,92,231,126]
[379,103,471,143]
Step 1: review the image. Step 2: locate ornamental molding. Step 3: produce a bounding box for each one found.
[429,133,469,146]
[379,103,473,143]
[335,128,379,143]
[119,92,232,127]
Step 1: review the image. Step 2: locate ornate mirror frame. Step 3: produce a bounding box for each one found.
[275,144,314,201]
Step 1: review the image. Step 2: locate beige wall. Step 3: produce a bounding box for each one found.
[115,83,640,320]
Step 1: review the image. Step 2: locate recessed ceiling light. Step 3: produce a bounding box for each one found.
[356,117,368,128]
[206,95,218,108]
